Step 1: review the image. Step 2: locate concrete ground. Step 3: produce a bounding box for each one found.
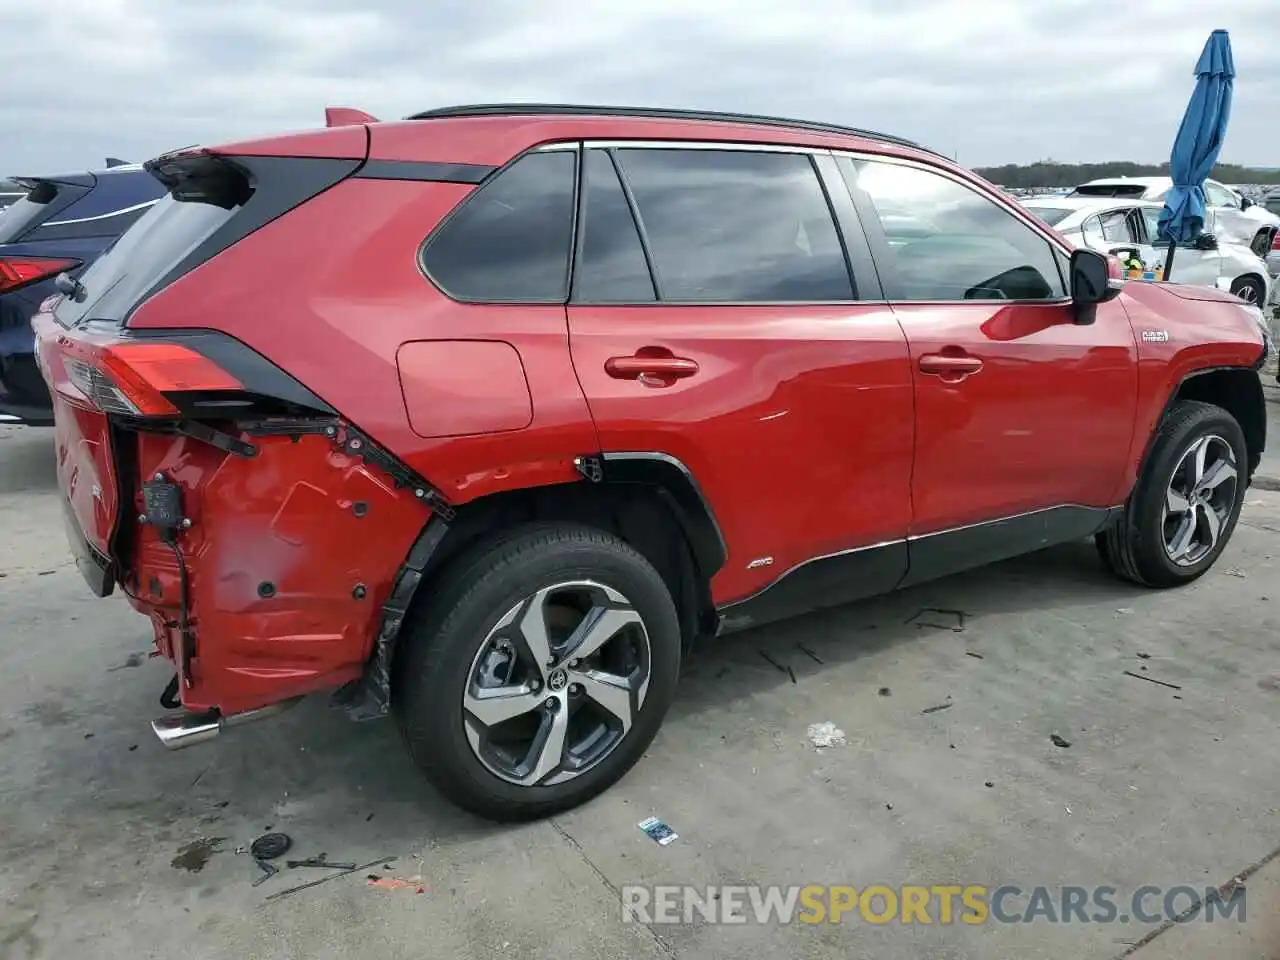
[3,388,1280,960]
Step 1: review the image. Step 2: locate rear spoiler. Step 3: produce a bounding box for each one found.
[325,106,379,127]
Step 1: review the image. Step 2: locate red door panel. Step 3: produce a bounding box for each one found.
[894,299,1138,535]
[567,304,915,605]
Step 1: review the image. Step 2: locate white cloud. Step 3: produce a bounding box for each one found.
[1,0,1276,172]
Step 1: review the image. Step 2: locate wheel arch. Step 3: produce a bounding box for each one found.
[1229,271,1267,300]
[340,455,725,718]
[1146,366,1266,483]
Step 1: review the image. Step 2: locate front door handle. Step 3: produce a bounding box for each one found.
[605,353,700,385]
[919,352,984,381]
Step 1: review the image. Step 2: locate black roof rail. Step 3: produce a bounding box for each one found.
[406,103,938,156]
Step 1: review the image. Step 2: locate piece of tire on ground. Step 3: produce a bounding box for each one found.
[393,522,682,822]
[1097,399,1248,588]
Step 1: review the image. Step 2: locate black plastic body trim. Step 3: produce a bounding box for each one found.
[812,152,883,300]
[126,328,338,414]
[341,516,451,720]
[407,103,939,156]
[599,452,728,577]
[717,505,1119,635]
[899,505,1119,588]
[718,540,908,634]
[1150,363,1268,483]
[61,495,114,597]
[355,160,495,184]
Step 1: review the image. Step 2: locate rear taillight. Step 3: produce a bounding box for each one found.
[0,256,81,294]
[59,340,241,417]
[1271,232,1280,252]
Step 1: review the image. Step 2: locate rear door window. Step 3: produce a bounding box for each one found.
[573,149,656,303]
[612,148,855,302]
[420,150,578,303]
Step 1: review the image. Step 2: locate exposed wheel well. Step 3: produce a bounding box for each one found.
[1230,272,1266,295]
[1251,226,1276,259]
[1171,367,1265,479]
[412,481,717,652]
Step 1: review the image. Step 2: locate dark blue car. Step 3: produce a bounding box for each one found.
[0,160,165,424]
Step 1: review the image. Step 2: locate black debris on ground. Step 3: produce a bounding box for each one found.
[905,607,967,632]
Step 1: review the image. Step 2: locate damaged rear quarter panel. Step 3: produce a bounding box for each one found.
[127,430,429,714]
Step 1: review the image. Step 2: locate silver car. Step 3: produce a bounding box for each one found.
[1022,196,1273,306]
[1068,176,1280,256]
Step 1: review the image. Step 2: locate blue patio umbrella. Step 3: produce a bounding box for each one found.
[1158,29,1234,281]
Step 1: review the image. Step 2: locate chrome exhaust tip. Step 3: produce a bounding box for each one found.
[150,697,302,750]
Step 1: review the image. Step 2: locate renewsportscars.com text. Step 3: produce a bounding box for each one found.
[621,884,1245,926]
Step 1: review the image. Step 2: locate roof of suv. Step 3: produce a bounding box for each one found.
[405,103,941,157]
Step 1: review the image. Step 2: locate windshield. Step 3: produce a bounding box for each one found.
[53,194,235,327]
[1024,206,1074,227]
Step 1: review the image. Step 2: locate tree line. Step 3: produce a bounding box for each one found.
[973,161,1280,188]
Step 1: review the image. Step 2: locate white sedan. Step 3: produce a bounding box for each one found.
[1021,196,1273,307]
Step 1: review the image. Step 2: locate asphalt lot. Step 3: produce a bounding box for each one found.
[3,389,1280,960]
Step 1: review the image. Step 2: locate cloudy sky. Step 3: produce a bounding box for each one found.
[3,0,1278,173]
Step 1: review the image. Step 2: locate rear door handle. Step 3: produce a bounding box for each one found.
[605,355,700,382]
[918,353,983,380]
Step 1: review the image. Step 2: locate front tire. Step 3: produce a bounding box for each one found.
[1230,275,1265,306]
[1097,400,1248,587]
[393,523,682,821]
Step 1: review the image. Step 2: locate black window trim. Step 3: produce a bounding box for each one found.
[834,151,1074,307]
[416,142,582,305]
[570,139,867,307]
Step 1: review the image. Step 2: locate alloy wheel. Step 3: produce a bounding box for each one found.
[462,581,652,787]
[1235,282,1260,304]
[1162,434,1237,567]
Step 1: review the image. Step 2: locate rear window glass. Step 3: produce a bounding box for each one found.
[54,195,235,327]
[1068,184,1148,198]
[1024,206,1074,227]
[420,150,578,302]
[27,201,157,242]
[0,183,61,242]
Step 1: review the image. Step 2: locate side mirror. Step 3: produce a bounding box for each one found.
[1069,248,1121,325]
[1192,233,1219,251]
[1241,197,1253,211]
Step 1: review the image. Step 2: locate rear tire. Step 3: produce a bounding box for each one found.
[1097,400,1247,587]
[393,522,681,821]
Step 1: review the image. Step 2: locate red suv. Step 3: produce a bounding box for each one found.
[34,104,1267,820]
